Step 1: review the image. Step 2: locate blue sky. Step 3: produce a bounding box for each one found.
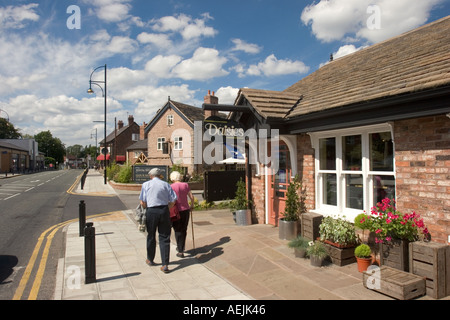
[0,0,449,147]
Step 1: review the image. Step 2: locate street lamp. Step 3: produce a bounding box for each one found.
[87,64,107,184]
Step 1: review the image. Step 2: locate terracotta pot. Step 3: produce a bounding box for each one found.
[356,257,372,273]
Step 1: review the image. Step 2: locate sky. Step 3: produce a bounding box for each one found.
[0,0,449,148]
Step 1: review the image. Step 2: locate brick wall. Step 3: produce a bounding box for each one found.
[394,114,450,244]
[296,134,315,211]
[250,164,265,224]
[147,107,195,173]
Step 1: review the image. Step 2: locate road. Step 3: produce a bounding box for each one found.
[0,170,127,300]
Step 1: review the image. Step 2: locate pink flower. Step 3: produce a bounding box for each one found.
[385,236,392,241]
[386,219,392,224]
[375,229,382,234]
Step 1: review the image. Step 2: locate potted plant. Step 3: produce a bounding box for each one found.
[287,235,309,258]
[319,215,358,266]
[279,175,307,240]
[306,241,328,267]
[365,198,430,271]
[230,178,252,226]
[354,244,372,272]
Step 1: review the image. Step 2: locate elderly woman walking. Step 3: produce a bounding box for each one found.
[170,171,195,257]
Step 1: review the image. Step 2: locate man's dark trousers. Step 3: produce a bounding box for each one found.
[145,205,171,266]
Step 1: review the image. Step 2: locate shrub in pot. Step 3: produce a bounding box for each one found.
[306,241,328,267]
[287,236,309,258]
[279,175,307,240]
[354,244,372,272]
[230,178,252,225]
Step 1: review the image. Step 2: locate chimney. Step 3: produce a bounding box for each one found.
[118,120,124,129]
[128,115,134,127]
[204,90,219,119]
[140,122,147,140]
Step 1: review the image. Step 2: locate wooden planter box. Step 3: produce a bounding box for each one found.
[301,212,322,241]
[323,242,356,266]
[409,241,450,299]
[363,266,426,300]
[380,239,410,272]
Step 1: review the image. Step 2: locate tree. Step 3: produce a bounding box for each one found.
[34,131,65,164]
[0,118,22,139]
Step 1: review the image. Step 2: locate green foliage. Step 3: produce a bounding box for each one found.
[354,213,371,230]
[230,178,249,211]
[306,241,328,259]
[354,244,372,258]
[0,118,22,139]
[288,236,310,249]
[115,164,133,183]
[107,162,121,181]
[319,215,358,246]
[281,175,307,222]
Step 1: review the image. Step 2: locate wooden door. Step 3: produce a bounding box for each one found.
[268,142,291,226]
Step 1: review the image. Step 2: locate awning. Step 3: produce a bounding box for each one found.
[96,154,111,161]
[116,155,126,162]
[219,157,246,164]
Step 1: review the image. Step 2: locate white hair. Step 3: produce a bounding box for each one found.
[170,171,182,182]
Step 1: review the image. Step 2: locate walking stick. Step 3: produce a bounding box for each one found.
[190,209,196,254]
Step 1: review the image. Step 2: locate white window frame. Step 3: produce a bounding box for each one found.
[309,123,395,221]
[174,136,183,150]
[157,137,166,151]
[167,115,174,126]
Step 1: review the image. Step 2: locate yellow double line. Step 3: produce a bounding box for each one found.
[13,171,117,300]
[13,212,116,300]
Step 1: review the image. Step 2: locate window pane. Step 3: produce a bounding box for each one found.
[322,173,337,206]
[345,174,363,209]
[342,135,361,170]
[319,138,336,170]
[370,132,393,171]
[373,175,395,203]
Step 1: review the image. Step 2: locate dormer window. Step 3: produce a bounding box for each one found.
[167,115,174,126]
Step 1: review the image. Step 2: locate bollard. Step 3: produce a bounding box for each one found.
[84,222,96,284]
[79,200,86,237]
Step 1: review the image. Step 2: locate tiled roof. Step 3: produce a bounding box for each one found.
[284,16,450,119]
[235,88,302,119]
[169,100,204,123]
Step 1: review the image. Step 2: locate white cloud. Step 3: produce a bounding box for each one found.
[171,47,229,80]
[137,32,172,48]
[231,39,262,54]
[150,13,217,40]
[145,55,182,78]
[301,0,444,43]
[0,3,39,29]
[84,0,132,22]
[243,54,310,77]
[215,86,239,105]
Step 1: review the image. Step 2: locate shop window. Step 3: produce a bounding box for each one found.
[312,125,395,219]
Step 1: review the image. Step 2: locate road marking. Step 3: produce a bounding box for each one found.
[4,193,20,200]
[13,211,117,300]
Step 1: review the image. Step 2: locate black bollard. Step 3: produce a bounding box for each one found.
[79,200,86,237]
[84,222,96,284]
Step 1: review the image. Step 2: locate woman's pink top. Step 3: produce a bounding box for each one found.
[170,182,191,211]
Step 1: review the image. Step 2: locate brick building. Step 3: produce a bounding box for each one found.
[143,96,210,174]
[205,16,450,243]
[99,115,140,163]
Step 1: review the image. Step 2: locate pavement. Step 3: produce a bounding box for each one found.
[54,170,445,301]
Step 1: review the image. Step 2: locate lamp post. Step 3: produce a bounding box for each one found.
[87,64,107,184]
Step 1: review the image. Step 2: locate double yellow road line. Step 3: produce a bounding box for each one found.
[13,212,116,300]
[13,171,117,300]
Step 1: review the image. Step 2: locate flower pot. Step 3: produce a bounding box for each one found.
[294,247,307,258]
[379,239,410,272]
[310,255,324,267]
[279,219,300,240]
[235,209,252,226]
[356,257,372,273]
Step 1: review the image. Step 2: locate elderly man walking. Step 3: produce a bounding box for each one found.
[139,168,177,273]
